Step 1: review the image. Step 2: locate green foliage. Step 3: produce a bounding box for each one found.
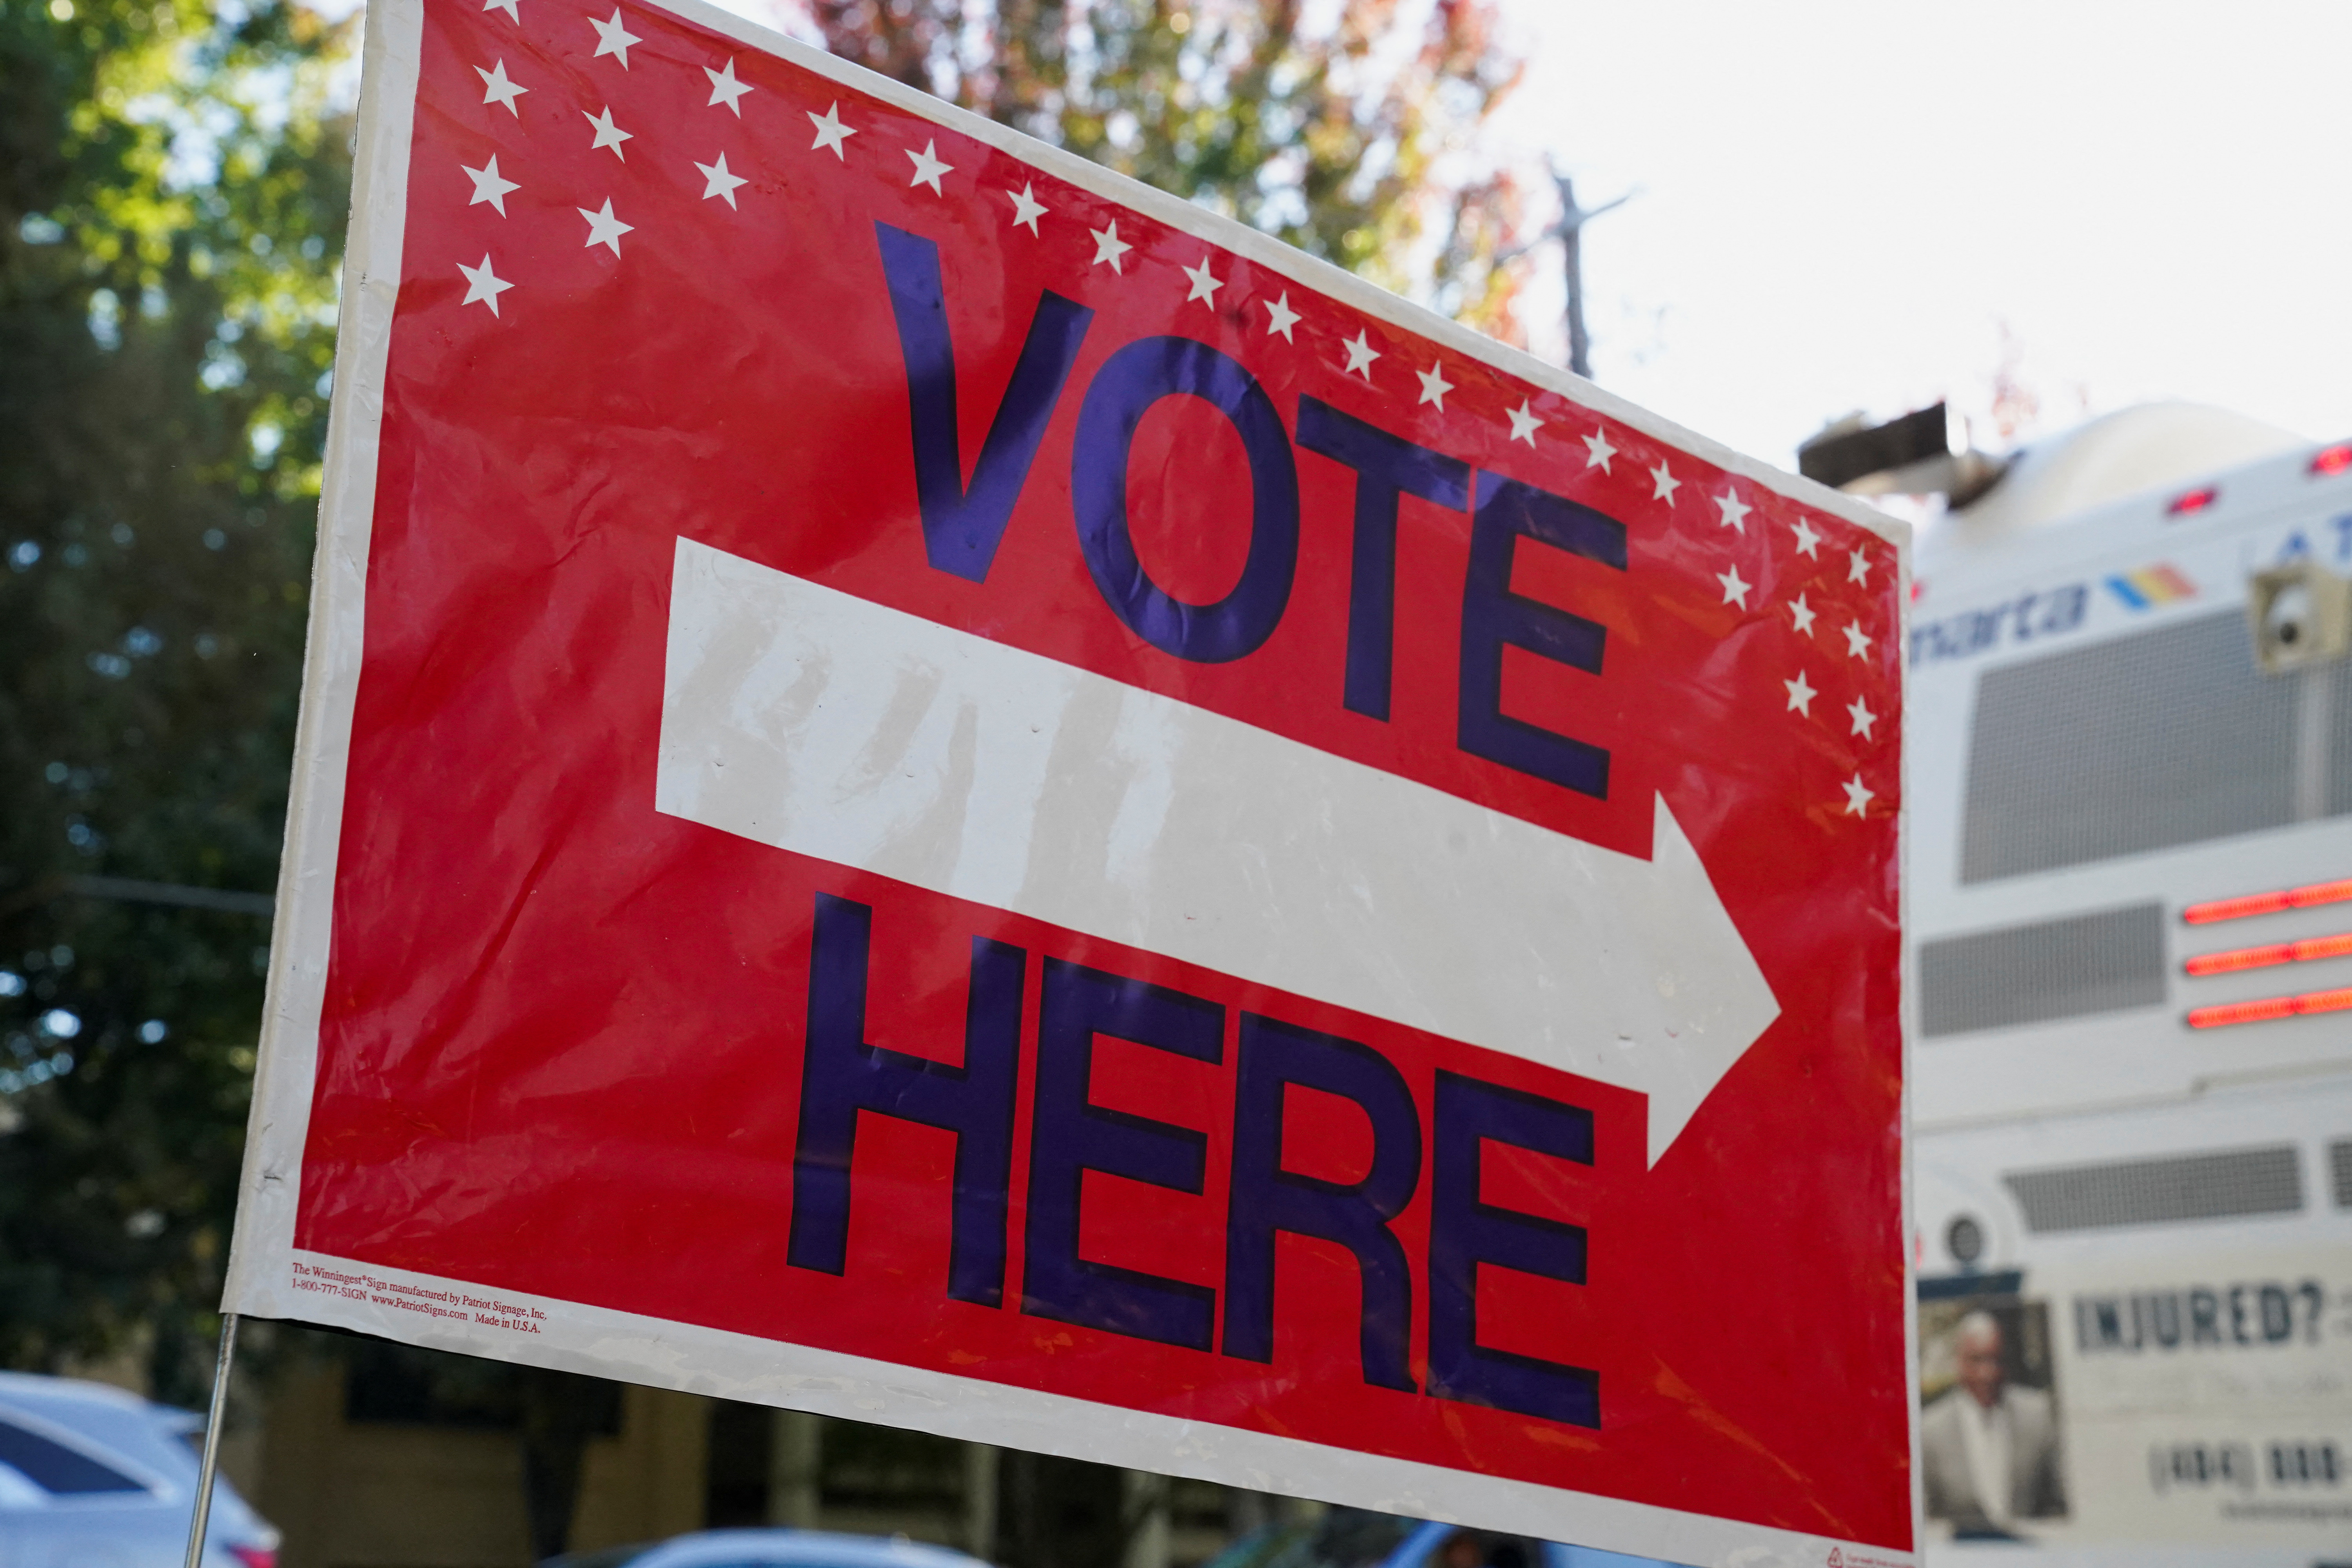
[0,0,348,1399]
[810,0,1531,337]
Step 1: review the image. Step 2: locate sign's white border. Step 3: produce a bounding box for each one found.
[225,0,1920,1562]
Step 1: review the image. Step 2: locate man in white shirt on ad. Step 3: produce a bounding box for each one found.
[1922,1309,2068,1533]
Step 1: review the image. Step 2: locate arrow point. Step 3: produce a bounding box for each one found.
[1639,795,1780,1168]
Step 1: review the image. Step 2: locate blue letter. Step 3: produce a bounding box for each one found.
[787,893,1025,1306]
[1457,472,1626,799]
[1222,1014,1422,1390]
[1295,397,1472,720]
[1022,958,1224,1350]
[1426,1071,1598,1428]
[1071,336,1299,663]
[876,223,1094,582]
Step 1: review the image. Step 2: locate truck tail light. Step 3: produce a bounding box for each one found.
[2183,877,2352,925]
[2188,985,2352,1029]
[2184,930,2352,976]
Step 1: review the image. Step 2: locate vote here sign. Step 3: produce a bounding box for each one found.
[221,0,1916,1562]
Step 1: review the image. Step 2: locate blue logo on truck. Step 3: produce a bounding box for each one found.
[1912,583,2089,665]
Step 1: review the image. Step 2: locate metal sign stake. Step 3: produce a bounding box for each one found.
[180,1312,241,1568]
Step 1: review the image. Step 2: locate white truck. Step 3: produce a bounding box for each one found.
[1851,400,2352,1565]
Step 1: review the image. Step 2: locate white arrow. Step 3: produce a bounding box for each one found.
[655,538,1779,1166]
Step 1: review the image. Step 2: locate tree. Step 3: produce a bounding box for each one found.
[0,0,347,1400]
[800,0,1532,340]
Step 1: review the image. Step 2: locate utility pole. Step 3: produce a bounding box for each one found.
[1499,169,1632,381]
[1554,172,1625,380]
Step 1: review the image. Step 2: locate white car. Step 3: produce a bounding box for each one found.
[0,1370,279,1567]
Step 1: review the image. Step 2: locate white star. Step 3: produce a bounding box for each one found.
[807,102,855,159]
[1650,461,1681,504]
[1847,546,1872,584]
[482,0,519,20]
[695,151,746,209]
[1842,773,1876,818]
[1583,429,1617,472]
[584,105,632,160]
[1791,518,1822,559]
[577,198,632,256]
[1789,592,1817,637]
[461,154,518,215]
[1784,670,1817,717]
[1715,488,1750,532]
[457,254,511,316]
[1006,183,1046,233]
[1183,257,1223,305]
[1262,292,1299,341]
[589,8,639,67]
[1506,401,1542,446]
[1089,220,1131,272]
[1717,566,1751,609]
[905,139,952,194]
[1342,330,1379,379]
[475,59,528,115]
[1842,621,1873,660]
[1416,363,1453,409]
[1847,697,1878,740]
[704,57,752,114]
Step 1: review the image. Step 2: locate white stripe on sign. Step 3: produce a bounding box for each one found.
[656,537,1779,1165]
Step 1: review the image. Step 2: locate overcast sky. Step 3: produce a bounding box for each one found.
[1484,0,2352,468]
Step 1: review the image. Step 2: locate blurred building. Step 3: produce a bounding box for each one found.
[216,1327,1263,1568]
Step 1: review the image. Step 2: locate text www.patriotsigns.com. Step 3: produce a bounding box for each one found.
[290,1260,544,1333]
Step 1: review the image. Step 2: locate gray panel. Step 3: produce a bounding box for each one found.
[2332,1139,2352,1210]
[1919,904,2166,1037]
[1962,612,2299,883]
[2327,668,2352,817]
[2003,1145,2304,1234]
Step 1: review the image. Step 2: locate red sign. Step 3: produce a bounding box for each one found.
[223,0,1916,1561]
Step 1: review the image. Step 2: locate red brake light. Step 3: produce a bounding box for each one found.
[2311,442,2352,476]
[227,1548,277,1568]
[2188,995,2298,1029]
[2189,985,2352,1029]
[2184,890,2292,924]
[2182,877,2352,924]
[2183,929,2352,977]
[2185,941,2296,977]
[2166,485,2219,516]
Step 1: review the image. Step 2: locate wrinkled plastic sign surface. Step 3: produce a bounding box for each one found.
[223,0,1915,1562]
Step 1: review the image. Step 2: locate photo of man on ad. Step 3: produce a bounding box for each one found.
[1921,1306,2068,1535]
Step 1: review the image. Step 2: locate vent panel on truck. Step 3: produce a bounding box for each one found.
[1962,612,2301,882]
[1918,904,2167,1037]
[2003,1144,2304,1233]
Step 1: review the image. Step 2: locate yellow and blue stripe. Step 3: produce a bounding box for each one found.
[2104,563,2197,610]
